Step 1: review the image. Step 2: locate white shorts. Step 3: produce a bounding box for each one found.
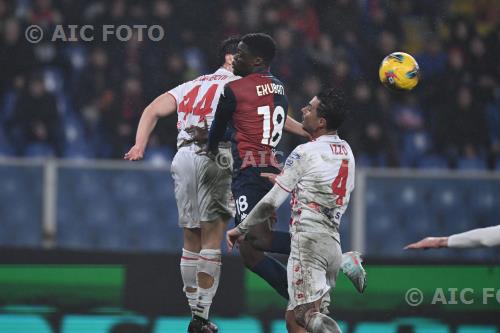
[171,145,234,228]
[287,232,342,311]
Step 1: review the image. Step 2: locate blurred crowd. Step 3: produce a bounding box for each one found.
[0,0,499,169]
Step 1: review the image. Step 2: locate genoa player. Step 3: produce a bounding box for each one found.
[208,33,293,300]
[208,34,366,309]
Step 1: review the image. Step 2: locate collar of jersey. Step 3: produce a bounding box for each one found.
[315,134,340,142]
[217,67,233,75]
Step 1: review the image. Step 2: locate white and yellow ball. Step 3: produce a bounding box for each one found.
[379,52,420,91]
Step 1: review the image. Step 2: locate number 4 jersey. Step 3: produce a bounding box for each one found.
[275,135,355,240]
[168,67,239,148]
[208,70,288,170]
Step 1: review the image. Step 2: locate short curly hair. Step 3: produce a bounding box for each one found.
[241,33,276,64]
[316,89,349,131]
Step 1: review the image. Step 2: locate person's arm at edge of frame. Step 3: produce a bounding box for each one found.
[404,225,500,249]
[285,113,311,140]
[124,92,177,161]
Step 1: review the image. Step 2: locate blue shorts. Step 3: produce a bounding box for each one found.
[231,166,280,226]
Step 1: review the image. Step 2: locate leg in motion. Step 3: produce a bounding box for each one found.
[293,299,342,333]
[189,217,228,333]
[181,228,201,316]
[239,222,289,299]
[285,310,306,333]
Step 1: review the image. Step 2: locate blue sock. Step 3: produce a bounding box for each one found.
[269,231,291,254]
[251,254,289,300]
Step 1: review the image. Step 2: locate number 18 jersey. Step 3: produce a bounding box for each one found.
[275,135,355,241]
[208,70,288,170]
[168,68,239,148]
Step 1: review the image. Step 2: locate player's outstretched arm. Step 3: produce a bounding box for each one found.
[285,115,312,140]
[124,92,177,161]
[404,225,500,249]
[404,237,448,250]
[226,184,289,251]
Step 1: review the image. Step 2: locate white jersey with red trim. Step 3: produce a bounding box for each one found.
[275,135,355,240]
[168,68,239,148]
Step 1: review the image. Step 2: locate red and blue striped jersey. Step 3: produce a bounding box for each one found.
[209,70,288,170]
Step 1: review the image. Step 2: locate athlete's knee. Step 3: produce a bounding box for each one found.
[197,249,222,290]
[183,228,201,253]
[200,218,228,249]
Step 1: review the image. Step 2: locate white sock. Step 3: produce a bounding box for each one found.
[180,248,199,315]
[194,249,221,320]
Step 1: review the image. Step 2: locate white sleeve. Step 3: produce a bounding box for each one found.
[448,225,500,248]
[167,81,190,105]
[236,184,289,234]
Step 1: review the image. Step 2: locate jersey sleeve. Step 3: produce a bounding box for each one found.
[208,85,237,153]
[167,81,190,106]
[448,225,500,248]
[275,145,306,192]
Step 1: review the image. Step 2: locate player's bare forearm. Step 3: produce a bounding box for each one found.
[285,115,311,140]
[124,109,158,160]
[124,93,177,161]
[404,237,449,250]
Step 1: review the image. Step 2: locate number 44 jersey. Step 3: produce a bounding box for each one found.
[168,67,239,149]
[208,70,289,171]
[275,135,355,241]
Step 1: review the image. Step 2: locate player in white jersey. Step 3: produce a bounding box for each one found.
[227,89,354,333]
[124,37,309,333]
[124,38,240,333]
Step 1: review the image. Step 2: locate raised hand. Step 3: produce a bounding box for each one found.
[226,227,244,251]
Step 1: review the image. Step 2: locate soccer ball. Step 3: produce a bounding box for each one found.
[378,52,420,91]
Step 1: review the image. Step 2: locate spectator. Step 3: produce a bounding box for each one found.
[0,18,35,96]
[486,88,500,163]
[0,0,498,167]
[102,76,144,158]
[7,74,62,156]
[278,0,320,44]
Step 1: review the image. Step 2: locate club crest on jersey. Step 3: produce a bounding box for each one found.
[285,151,301,167]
